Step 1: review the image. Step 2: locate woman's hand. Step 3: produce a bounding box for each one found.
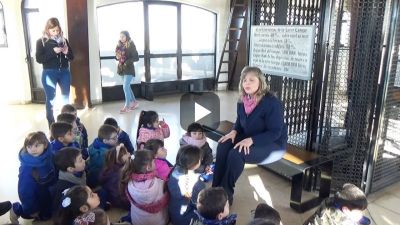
[234,138,253,155]
[53,47,62,54]
[61,45,69,54]
[218,130,237,143]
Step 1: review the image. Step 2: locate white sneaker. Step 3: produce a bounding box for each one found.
[9,206,20,224]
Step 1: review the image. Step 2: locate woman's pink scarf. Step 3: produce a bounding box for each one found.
[116,41,127,64]
[242,95,257,115]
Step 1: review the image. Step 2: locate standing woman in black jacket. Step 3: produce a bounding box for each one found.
[35,17,74,127]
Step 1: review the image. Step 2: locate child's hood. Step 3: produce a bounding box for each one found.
[128,178,165,204]
[92,137,113,149]
[19,146,52,167]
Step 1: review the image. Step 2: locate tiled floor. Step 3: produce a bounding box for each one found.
[0,91,399,225]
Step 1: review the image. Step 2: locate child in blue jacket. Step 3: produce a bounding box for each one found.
[104,117,135,153]
[61,104,89,150]
[56,113,89,159]
[50,122,80,154]
[86,124,119,188]
[10,131,56,224]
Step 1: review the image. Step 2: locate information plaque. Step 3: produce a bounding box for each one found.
[250,25,316,80]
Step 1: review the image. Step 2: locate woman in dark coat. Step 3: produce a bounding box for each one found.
[116,30,139,113]
[36,17,74,127]
[212,66,288,205]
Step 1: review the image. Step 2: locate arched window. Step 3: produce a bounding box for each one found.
[0,2,7,47]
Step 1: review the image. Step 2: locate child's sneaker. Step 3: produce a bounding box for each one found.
[9,203,20,224]
[0,201,11,216]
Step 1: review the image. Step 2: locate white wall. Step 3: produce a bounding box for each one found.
[88,0,102,105]
[0,0,31,104]
[0,0,230,105]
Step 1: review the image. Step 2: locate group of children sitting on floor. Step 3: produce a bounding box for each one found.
[1,104,371,225]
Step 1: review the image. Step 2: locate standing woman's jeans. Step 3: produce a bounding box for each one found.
[41,68,71,127]
[122,74,136,106]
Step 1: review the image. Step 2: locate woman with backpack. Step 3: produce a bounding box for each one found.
[116,30,140,113]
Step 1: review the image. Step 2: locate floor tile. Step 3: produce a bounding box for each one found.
[368,203,400,225]
[372,193,400,214]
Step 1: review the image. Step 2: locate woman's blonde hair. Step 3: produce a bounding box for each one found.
[43,17,63,38]
[238,66,269,102]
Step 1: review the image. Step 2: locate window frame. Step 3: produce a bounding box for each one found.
[0,1,8,47]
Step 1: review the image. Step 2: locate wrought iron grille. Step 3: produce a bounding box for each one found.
[370,0,400,193]
[319,0,387,189]
[252,0,395,191]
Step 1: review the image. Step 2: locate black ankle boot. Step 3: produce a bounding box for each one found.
[0,201,11,216]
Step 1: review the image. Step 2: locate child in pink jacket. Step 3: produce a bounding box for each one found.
[136,110,170,149]
[144,139,172,181]
[121,150,169,225]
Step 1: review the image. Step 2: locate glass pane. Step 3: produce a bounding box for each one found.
[150,57,177,82]
[149,5,177,54]
[100,58,144,87]
[182,55,214,80]
[0,5,7,47]
[97,2,144,56]
[181,5,215,53]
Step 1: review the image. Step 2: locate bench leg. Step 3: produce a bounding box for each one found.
[290,173,304,212]
[319,160,333,199]
[290,160,333,213]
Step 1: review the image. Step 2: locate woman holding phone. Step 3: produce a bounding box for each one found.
[36,17,74,127]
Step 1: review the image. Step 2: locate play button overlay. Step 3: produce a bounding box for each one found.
[180,92,220,131]
[195,102,211,122]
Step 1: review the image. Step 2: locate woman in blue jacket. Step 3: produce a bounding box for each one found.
[212,66,288,205]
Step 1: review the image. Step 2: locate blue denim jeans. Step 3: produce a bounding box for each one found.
[121,75,136,106]
[41,68,71,126]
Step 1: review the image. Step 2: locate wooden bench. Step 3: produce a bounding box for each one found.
[202,120,333,213]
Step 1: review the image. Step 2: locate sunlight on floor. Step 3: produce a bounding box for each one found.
[248,174,274,207]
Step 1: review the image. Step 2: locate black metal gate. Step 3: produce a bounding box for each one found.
[251,0,400,193]
[366,0,400,193]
